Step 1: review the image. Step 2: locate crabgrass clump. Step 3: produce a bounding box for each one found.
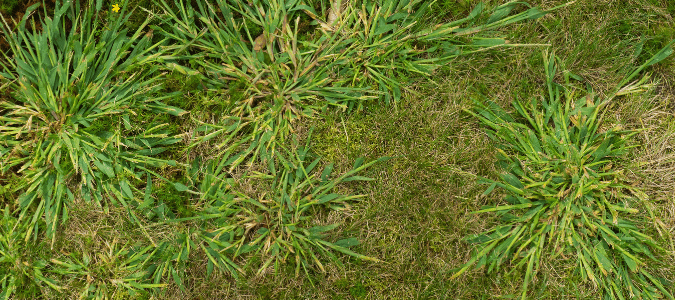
[0,0,185,242]
[130,132,388,287]
[157,0,569,170]
[452,47,675,299]
[198,148,389,281]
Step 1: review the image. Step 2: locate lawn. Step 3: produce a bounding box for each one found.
[1,0,674,299]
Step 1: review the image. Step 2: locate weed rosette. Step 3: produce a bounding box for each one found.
[0,0,183,243]
[454,50,675,300]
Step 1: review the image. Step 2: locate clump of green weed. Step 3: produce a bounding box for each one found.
[157,0,569,171]
[131,132,388,287]
[0,0,185,243]
[453,47,675,299]
[196,135,389,280]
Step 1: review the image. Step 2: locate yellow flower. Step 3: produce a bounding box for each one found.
[112,4,120,12]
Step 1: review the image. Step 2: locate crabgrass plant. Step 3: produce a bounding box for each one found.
[131,131,388,289]
[452,46,675,299]
[0,0,186,243]
[200,138,389,280]
[156,0,571,170]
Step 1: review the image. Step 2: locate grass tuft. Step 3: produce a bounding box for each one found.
[0,0,185,244]
[157,0,564,170]
[453,46,675,299]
